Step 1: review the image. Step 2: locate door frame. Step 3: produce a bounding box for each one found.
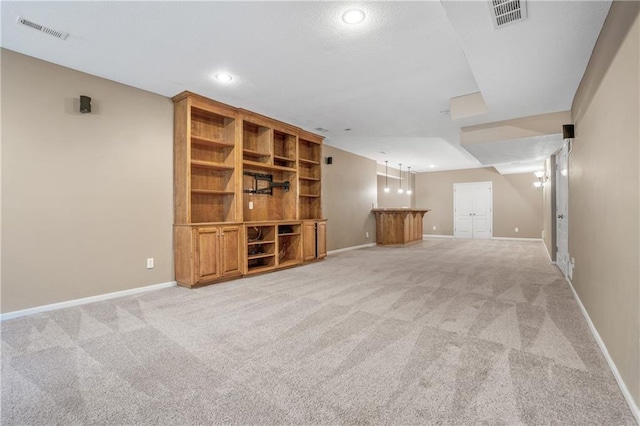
[453,181,493,239]
[555,140,571,278]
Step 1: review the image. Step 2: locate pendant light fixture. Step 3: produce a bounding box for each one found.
[384,161,390,193]
[406,166,412,195]
[397,163,404,194]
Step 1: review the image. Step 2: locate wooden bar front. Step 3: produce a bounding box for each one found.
[372,209,430,245]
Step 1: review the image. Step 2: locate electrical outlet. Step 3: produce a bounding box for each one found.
[366,232,369,238]
[249,201,254,210]
[146,258,154,269]
[515,227,519,233]
[433,226,436,230]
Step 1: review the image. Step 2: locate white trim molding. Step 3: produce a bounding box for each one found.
[491,237,543,242]
[327,243,375,256]
[0,281,177,321]
[423,234,454,239]
[565,278,640,423]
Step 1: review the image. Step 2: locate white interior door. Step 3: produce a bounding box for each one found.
[454,182,493,239]
[556,142,570,277]
[454,184,474,238]
[472,183,492,239]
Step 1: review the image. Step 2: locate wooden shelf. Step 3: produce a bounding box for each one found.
[246,265,276,274]
[191,160,234,171]
[191,135,234,148]
[243,149,271,159]
[243,160,296,173]
[248,253,275,260]
[278,259,302,268]
[174,91,326,289]
[191,189,235,195]
[247,240,275,246]
[299,158,320,165]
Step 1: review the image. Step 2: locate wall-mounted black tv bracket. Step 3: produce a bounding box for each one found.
[243,171,289,195]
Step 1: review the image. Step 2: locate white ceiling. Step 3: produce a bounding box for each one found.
[1,1,611,173]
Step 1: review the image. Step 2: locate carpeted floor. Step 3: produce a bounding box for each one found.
[1,239,635,425]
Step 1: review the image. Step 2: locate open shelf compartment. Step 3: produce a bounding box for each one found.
[243,121,272,164]
[191,106,235,146]
[246,225,278,274]
[277,223,302,266]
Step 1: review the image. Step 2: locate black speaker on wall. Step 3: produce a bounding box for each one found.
[80,95,92,114]
[326,156,333,165]
[562,124,574,139]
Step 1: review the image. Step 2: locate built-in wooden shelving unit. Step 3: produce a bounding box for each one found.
[172,91,326,288]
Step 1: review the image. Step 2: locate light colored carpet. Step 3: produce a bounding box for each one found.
[1,239,635,425]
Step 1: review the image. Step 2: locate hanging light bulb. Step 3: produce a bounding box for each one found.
[397,163,404,194]
[406,166,412,195]
[384,160,390,193]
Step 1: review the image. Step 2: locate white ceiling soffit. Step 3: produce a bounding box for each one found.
[460,110,571,144]
[493,160,545,175]
[440,0,612,128]
[462,133,563,167]
[450,91,489,120]
[0,1,610,173]
[326,137,481,173]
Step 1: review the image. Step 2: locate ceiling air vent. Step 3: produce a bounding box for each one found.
[17,16,69,40]
[489,0,527,29]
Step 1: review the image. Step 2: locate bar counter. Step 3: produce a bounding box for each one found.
[372,208,430,245]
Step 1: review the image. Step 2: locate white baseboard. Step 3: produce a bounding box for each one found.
[565,278,640,423]
[0,281,177,322]
[491,237,543,242]
[327,243,375,256]
[423,234,454,239]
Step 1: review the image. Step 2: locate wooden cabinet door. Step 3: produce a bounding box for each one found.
[220,225,242,277]
[197,228,220,282]
[317,221,327,259]
[302,221,317,261]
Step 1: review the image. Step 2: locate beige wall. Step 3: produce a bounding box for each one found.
[570,1,639,406]
[1,49,174,313]
[415,167,542,238]
[322,145,376,251]
[376,174,415,208]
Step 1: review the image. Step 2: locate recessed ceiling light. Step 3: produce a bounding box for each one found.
[342,9,365,24]
[214,73,233,83]
[429,164,436,168]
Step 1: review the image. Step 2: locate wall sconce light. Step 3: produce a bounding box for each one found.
[406,166,413,195]
[397,163,404,194]
[384,161,390,193]
[533,170,547,189]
